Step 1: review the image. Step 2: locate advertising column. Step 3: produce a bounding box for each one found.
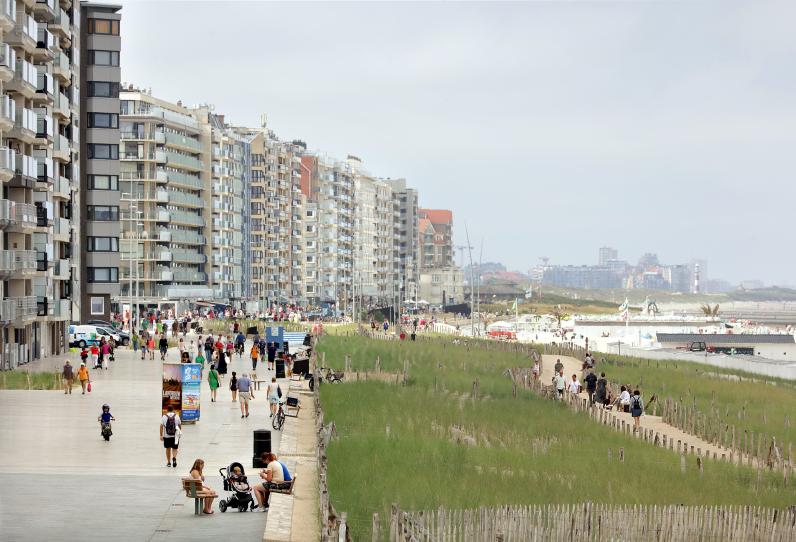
[181,363,203,423]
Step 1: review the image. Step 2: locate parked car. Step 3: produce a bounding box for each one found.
[86,320,130,346]
[69,325,122,348]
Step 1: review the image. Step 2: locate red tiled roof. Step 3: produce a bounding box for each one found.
[418,218,434,234]
[419,208,452,225]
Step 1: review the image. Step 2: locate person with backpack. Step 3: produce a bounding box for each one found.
[584,370,598,404]
[160,405,182,468]
[630,390,644,431]
[595,372,608,406]
[252,452,292,512]
[204,335,215,367]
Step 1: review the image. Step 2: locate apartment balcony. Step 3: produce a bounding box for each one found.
[51,50,69,82]
[172,270,207,283]
[0,199,13,228]
[36,156,53,184]
[53,217,69,241]
[52,258,69,279]
[52,298,70,319]
[6,15,37,55]
[7,107,35,144]
[163,149,203,172]
[161,189,204,209]
[7,58,37,99]
[35,72,54,103]
[53,133,69,162]
[170,209,205,228]
[0,44,15,83]
[157,168,203,190]
[121,129,165,143]
[0,95,14,132]
[0,298,16,323]
[172,249,206,264]
[13,154,37,186]
[34,0,57,22]
[35,111,54,143]
[162,229,204,245]
[157,251,172,262]
[34,27,54,61]
[48,6,71,40]
[53,90,69,120]
[157,270,174,282]
[53,175,70,198]
[0,0,16,32]
[164,131,202,153]
[6,202,36,231]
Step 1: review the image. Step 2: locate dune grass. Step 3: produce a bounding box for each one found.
[0,370,63,390]
[318,336,795,540]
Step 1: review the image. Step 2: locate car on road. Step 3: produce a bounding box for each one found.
[86,320,130,346]
[69,325,123,348]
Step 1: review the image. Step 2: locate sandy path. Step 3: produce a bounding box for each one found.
[541,355,752,463]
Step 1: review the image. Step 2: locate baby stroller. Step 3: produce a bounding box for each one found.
[218,462,256,512]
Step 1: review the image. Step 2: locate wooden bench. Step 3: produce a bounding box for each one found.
[181,477,214,515]
[269,475,297,495]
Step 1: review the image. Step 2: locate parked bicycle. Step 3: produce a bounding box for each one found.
[272,398,286,430]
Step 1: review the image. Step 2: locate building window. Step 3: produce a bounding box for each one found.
[87,112,119,128]
[88,175,119,190]
[87,237,119,252]
[88,50,120,66]
[88,82,120,98]
[90,296,105,315]
[306,210,314,217]
[432,274,442,284]
[88,18,120,35]
[87,144,119,160]
[88,267,119,283]
[87,206,119,221]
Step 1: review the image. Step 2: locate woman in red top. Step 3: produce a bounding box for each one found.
[90,344,100,369]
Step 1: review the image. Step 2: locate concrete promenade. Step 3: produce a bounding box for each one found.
[0,339,290,542]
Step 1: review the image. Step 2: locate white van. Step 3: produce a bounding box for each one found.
[69,325,121,348]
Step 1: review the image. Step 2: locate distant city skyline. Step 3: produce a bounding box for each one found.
[120,1,794,286]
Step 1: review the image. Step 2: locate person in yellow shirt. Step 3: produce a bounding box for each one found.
[77,363,90,394]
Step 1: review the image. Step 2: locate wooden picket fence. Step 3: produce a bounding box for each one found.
[388,503,796,541]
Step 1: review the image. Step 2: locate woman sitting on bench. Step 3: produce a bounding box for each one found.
[189,458,218,514]
[252,452,292,512]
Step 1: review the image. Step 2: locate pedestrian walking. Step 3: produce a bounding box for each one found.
[595,372,608,406]
[160,405,181,468]
[101,341,111,370]
[237,372,253,418]
[250,343,259,371]
[568,374,581,395]
[230,371,238,402]
[132,332,140,352]
[267,377,280,418]
[208,365,220,402]
[62,360,74,394]
[77,362,90,394]
[584,369,598,404]
[90,343,99,369]
[159,334,169,361]
[204,335,214,366]
[553,370,566,399]
[147,335,156,360]
[531,360,540,381]
[216,348,228,379]
[631,390,644,431]
[266,342,276,371]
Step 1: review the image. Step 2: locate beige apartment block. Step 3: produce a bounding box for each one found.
[1,0,80,368]
[385,178,419,304]
[118,88,213,313]
[300,154,354,310]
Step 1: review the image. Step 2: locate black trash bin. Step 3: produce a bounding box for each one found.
[252,429,271,468]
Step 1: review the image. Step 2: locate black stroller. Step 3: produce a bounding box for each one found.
[218,462,256,512]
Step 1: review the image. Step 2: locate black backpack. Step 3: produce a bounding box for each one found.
[632,396,642,410]
[165,414,176,435]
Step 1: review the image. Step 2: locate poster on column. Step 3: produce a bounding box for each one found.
[162,363,182,415]
[181,363,202,423]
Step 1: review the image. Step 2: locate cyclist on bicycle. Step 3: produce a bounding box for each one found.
[235,331,245,357]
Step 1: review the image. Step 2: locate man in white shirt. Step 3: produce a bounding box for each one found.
[568,374,581,395]
[553,370,566,399]
[159,405,182,468]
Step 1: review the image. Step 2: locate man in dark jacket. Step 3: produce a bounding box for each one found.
[584,370,598,404]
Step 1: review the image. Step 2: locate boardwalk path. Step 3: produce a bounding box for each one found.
[541,354,750,463]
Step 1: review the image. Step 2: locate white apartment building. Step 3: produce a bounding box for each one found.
[1,0,80,368]
[208,113,245,301]
[350,156,393,309]
[118,89,212,314]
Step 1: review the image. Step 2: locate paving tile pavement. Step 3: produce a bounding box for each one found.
[0,341,291,542]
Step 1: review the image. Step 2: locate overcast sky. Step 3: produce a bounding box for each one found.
[120,1,795,285]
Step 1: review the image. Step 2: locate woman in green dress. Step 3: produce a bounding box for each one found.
[208,365,220,402]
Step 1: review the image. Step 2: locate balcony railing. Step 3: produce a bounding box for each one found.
[15,58,37,87]
[36,27,53,51]
[0,147,15,173]
[163,149,203,171]
[164,131,202,152]
[13,202,36,226]
[15,154,37,179]
[0,94,15,124]
[1,0,17,24]
[0,43,15,71]
[36,71,53,95]
[13,296,37,320]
